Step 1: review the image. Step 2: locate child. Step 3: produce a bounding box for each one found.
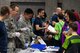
[62,22,80,53]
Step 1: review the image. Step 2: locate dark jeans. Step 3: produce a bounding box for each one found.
[44,38,54,46]
[53,38,62,53]
[44,38,62,53]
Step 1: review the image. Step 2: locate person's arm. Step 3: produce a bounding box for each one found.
[17,19,29,32]
[51,14,58,26]
[62,38,70,53]
[62,38,70,50]
[63,30,72,38]
[4,20,17,38]
[35,25,46,30]
[52,21,56,26]
[34,18,46,30]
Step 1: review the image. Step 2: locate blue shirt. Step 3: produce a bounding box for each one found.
[52,14,58,22]
[0,21,7,52]
[32,18,35,24]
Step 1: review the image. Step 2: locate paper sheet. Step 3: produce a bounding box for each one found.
[42,46,60,52]
[48,25,56,32]
[38,39,46,45]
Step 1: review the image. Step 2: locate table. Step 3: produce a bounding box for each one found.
[18,46,60,53]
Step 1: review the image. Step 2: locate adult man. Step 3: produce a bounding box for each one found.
[4,4,19,53]
[51,7,62,26]
[0,6,10,53]
[18,8,34,47]
[33,8,46,37]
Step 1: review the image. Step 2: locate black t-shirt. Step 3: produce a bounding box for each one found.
[33,17,44,36]
[0,21,7,52]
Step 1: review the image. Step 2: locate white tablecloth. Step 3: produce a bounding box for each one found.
[18,46,59,53]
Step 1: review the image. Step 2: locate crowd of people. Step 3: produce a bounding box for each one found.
[0,3,80,53]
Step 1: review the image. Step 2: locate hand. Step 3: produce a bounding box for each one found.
[63,50,65,53]
[12,32,20,37]
[63,30,72,37]
[42,27,47,29]
[37,36,42,40]
[63,31,67,35]
[47,30,50,32]
[15,32,20,37]
[48,35,52,39]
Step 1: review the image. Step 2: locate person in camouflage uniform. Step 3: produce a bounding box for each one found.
[17,8,34,47]
[4,4,19,53]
